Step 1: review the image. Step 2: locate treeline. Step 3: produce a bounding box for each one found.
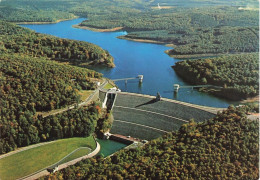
[1,53,101,112]
[0,21,114,67]
[173,53,259,100]
[1,0,258,56]
[81,6,259,56]
[0,0,145,22]
[0,15,115,154]
[0,6,75,22]
[0,52,103,153]
[150,0,259,7]
[42,106,259,180]
[0,104,101,154]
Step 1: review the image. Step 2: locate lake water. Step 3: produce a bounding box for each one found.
[21,18,236,108]
[97,139,127,157]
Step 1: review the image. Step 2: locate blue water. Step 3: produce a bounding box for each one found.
[21,18,235,107]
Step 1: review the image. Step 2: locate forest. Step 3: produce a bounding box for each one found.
[0,51,106,154]
[0,21,114,68]
[81,7,258,56]
[0,6,76,22]
[0,16,117,154]
[0,103,101,154]
[42,106,259,180]
[0,5,116,156]
[0,0,258,56]
[173,53,259,100]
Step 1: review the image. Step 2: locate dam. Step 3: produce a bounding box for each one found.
[99,90,224,140]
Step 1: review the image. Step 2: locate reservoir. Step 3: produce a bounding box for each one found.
[21,18,235,108]
[97,139,127,157]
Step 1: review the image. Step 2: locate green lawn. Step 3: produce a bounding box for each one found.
[0,137,96,180]
[104,83,114,90]
[79,90,94,101]
[57,148,92,165]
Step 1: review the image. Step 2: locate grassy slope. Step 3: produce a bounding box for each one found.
[58,148,92,165]
[0,137,96,180]
[41,107,259,180]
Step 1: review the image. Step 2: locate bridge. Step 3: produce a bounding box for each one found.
[112,75,143,83]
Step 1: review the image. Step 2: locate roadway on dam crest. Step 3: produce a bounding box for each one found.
[110,92,224,140]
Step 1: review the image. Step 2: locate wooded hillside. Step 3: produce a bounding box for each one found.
[0,21,114,67]
[42,106,259,180]
[1,0,258,57]
[0,52,104,154]
[173,53,259,100]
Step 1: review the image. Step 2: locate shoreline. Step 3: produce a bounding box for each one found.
[117,35,167,45]
[15,16,78,25]
[72,24,124,32]
[72,24,174,46]
[240,96,259,104]
[63,24,242,60]
[165,50,258,59]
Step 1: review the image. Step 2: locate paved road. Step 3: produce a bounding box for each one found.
[0,81,107,179]
[41,80,108,118]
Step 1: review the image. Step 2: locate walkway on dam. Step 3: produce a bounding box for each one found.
[110,92,224,140]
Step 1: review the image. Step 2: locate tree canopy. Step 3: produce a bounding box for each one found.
[42,107,259,180]
[173,53,259,100]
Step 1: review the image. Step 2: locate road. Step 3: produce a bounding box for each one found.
[1,80,107,179]
[40,80,108,118]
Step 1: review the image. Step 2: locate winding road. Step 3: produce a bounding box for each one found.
[40,80,108,118]
[1,82,107,180]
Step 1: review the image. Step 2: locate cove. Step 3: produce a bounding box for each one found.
[21,18,235,108]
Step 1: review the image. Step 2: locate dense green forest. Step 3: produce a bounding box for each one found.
[0,52,105,153]
[0,104,101,154]
[0,0,145,22]
[0,21,114,67]
[0,53,101,112]
[0,6,76,22]
[173,53,259,100]
[81,7,258,56]
[42,106,259,180]
[0,20,116,154]
[0,0,258,56]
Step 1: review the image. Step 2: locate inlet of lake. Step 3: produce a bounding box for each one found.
[21,18,236,108]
